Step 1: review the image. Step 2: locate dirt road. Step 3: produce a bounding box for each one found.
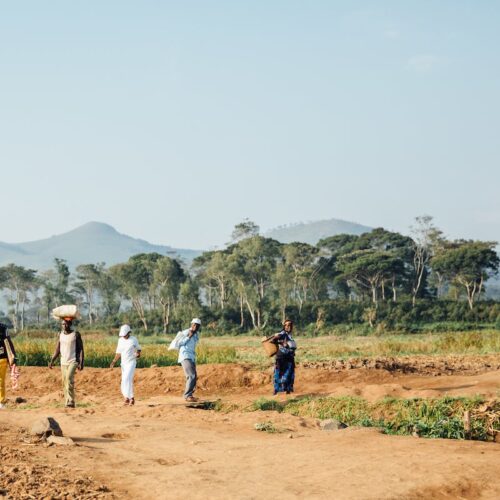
[1,359,499,499]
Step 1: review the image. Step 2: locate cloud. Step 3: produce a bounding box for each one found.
[406,54,439,74]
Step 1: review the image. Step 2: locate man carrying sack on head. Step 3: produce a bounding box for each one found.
[0,323,18,409]
[49,317,84,408]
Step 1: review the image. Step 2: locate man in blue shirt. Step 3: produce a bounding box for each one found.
[178,318,201,402]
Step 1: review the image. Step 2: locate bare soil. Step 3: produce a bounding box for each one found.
[1,355,499,499]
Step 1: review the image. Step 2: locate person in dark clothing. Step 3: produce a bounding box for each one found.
[270,319,296,395]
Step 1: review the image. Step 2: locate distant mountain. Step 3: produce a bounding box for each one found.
[0,222,202,270]
[265,218,372,245]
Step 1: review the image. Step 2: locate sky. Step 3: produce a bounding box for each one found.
[0,1,499,250]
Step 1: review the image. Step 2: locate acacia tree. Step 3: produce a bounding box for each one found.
[431,240,499,309]
[153,257,185,333]
[410,216,444,306]
[0,264,38,331]
[111,253,163,331]
[337,249,404,305]
[231,219,260,243]
[73,263,105,324]
[280,242,320,311]
[193,251,232,310]
[228,236,281,329]
[97,268,121,318]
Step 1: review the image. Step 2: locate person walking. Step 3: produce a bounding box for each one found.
[177,318,201,402]
[0,323,18,409]
[270,319,297,395]
[49,318,84,408]
[110,324,141,406]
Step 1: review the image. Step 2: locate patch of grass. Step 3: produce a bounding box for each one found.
[246,395,499,441]
[250,398,284,412]
[254,421,284,433]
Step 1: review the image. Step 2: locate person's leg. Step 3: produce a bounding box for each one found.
[0,358,8,404]
[121,362,135,401]
[120,364,128,402]
[181,359,196,399]
[66,362,77,407]
[61,364,68,405]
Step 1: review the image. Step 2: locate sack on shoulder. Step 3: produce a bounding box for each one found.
[168,331,184,351]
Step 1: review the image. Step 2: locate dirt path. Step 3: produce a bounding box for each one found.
[1,360,499,499]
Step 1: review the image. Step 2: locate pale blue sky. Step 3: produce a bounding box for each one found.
[1,1,498,249]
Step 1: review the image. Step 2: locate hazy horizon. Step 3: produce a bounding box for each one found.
[1,1,498,248]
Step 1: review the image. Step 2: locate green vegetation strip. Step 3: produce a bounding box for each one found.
[14,339,237,367]
[244,396,499,441]
[13,330,500,367]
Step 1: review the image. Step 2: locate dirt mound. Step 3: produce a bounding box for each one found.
[302,354,500,375]
[6,355,500,404]
[0,424,113,499]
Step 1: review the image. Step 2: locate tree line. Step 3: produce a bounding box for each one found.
[0,217,498,333]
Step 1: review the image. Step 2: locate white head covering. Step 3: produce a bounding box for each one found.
[191,318,202,325]
[119,324,132,337]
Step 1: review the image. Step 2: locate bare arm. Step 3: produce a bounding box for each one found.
[6,337,18,364]
[76,332,84,370]
[110,353,121,368]
[49,341,61,368]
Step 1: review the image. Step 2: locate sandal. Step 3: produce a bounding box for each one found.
[128,398,135,406]
[124,398,130,405]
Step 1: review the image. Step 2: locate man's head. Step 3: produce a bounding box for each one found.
[190,318,201,333]
[62,318,73,332]
[119,324,132,339]
[283,319,293,333]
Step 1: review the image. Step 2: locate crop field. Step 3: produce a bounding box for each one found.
[13,329,500,367]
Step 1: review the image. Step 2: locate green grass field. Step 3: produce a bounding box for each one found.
[12,329,500,367]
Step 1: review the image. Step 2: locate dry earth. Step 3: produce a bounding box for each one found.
[1,356,499,499]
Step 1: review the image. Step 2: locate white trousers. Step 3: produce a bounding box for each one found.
[121,361,136,399]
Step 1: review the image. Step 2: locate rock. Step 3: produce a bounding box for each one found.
[319,419,348,431]
[30,417,63,438]
[15,397,27,404]
[46,435,75,446]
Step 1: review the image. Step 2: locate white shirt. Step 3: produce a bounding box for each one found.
[116,336,141,365]
[60,331,77,365]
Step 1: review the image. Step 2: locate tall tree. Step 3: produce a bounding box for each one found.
[431,240,499,309]
[73,263,105,324]
[111,253,163,331]
[231,219,260,243]
[0,264,37,331]
[410,216,444,306]
[153,257,185,333]
[228,236,281,329]
[337,249,404,304]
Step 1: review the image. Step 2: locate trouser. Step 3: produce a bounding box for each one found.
[0,358,8,404]
[61,362,77,407]
[181,359,197,398]
[121,361,136,399]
